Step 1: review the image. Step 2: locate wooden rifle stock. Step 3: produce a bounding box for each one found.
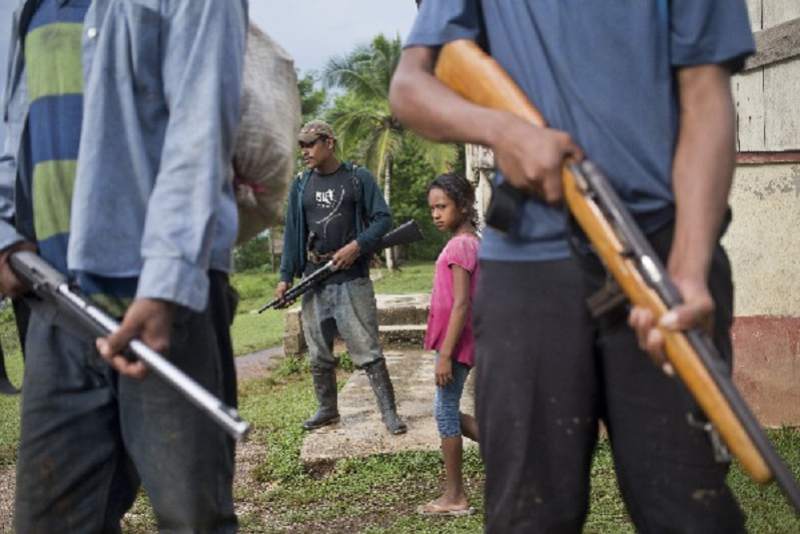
[435,39,800,510]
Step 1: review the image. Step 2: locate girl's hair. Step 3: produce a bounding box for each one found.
[427,173,478,228]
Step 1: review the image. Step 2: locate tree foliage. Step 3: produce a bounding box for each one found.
[320,35,460,261]
[297,71,327,124]
[322,34,455,183]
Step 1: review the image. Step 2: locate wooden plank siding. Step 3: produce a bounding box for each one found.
[735,1,800,152]
[744,17,800,71]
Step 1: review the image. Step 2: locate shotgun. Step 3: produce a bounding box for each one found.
[258,219,424,312]
[435,38,800,513]
[8,251,251,441]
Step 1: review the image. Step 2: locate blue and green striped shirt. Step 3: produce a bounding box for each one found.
[25,0,135,314]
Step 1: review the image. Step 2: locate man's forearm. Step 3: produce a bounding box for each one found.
[355,212,391,254]
[390,46,509,147]
[669,64,736,282]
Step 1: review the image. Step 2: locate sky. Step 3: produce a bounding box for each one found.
[0,0,420,149]
[250,1,418,75]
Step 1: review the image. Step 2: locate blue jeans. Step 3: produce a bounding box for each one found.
[301,277,383,370]
[434,356,471,438]
[14,272,238,533]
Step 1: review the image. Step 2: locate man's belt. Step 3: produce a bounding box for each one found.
[307,250,336,264]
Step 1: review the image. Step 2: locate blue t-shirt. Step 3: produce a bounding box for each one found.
[406,0,754,262]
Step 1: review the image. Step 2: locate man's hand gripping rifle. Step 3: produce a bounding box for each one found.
[258,219,424,313]
[9,251,251,441]
[434,39,800,514]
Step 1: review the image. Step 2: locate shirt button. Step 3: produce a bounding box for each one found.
[87,27,98,39]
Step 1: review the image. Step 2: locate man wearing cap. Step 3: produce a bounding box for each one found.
[275,120,407,435]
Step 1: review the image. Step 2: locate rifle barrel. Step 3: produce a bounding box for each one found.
[9,251,251,441]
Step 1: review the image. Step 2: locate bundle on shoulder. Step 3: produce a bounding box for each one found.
[234,25,301,244]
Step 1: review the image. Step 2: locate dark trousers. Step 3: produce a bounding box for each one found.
[14,271,239,534]
[474,226,744,533]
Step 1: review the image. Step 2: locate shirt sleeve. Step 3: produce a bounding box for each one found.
[670,0,755,73]
[404,0,482,49]
[136,0,247,311]
[354,167,392,255]
[445,235,478,274]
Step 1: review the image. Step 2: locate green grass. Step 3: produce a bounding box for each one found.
[372,261,434,294]
[5,348,800,533]
[235,359,485,533]
[214,360,800,532]
[229,269,286,356]
[231,312,286,357]
[0,353,22,467]
[0,305,22,467]
[727,427,800,533]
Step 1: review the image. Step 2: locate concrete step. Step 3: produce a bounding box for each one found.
[379,324,426,347]
[300,349,477,465]
[375,294,430,325]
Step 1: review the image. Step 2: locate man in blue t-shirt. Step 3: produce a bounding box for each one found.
[390,1,754,531]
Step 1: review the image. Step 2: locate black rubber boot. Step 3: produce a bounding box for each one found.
[302,368,340,430]
[364,359,407,435]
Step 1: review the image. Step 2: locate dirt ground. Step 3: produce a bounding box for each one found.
[0,465,13,532]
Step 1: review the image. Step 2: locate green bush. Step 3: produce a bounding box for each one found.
[391,137,454,261]
[233,233,276,272]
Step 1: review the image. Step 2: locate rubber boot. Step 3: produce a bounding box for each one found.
[302,367,340,430]
[364,359,407,435]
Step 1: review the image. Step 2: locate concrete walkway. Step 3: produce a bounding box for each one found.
[235,346,283,381]
[300,349,476,465]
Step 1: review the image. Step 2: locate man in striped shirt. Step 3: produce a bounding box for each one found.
[0,1,247,531]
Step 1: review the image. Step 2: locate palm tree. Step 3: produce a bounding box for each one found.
[323,35,455,269]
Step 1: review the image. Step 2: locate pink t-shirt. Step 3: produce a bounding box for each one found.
[424,233,480,367]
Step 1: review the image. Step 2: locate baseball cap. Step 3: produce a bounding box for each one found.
[298,120,335,143]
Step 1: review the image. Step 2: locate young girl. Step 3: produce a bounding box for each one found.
[418,173,480,516]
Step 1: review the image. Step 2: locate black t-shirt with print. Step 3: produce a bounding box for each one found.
[302,165,368,283]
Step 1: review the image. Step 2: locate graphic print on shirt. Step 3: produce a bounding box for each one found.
[303,167,357,256]
[302,166,364,282]
[313,185,346,242]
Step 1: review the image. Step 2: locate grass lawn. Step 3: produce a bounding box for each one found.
[123,356,800,533]
[234,363,800,533]
[230,269,286,356]
[372,261,434,294]
[0,306,22,468]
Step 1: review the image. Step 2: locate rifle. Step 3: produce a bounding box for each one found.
[8,251,251,441]
[434,39,800,513]
[258,219,424,313]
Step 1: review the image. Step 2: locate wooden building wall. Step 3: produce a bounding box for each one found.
[727,0,800,426]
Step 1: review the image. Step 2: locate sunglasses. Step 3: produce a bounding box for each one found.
[298,136,327,149]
